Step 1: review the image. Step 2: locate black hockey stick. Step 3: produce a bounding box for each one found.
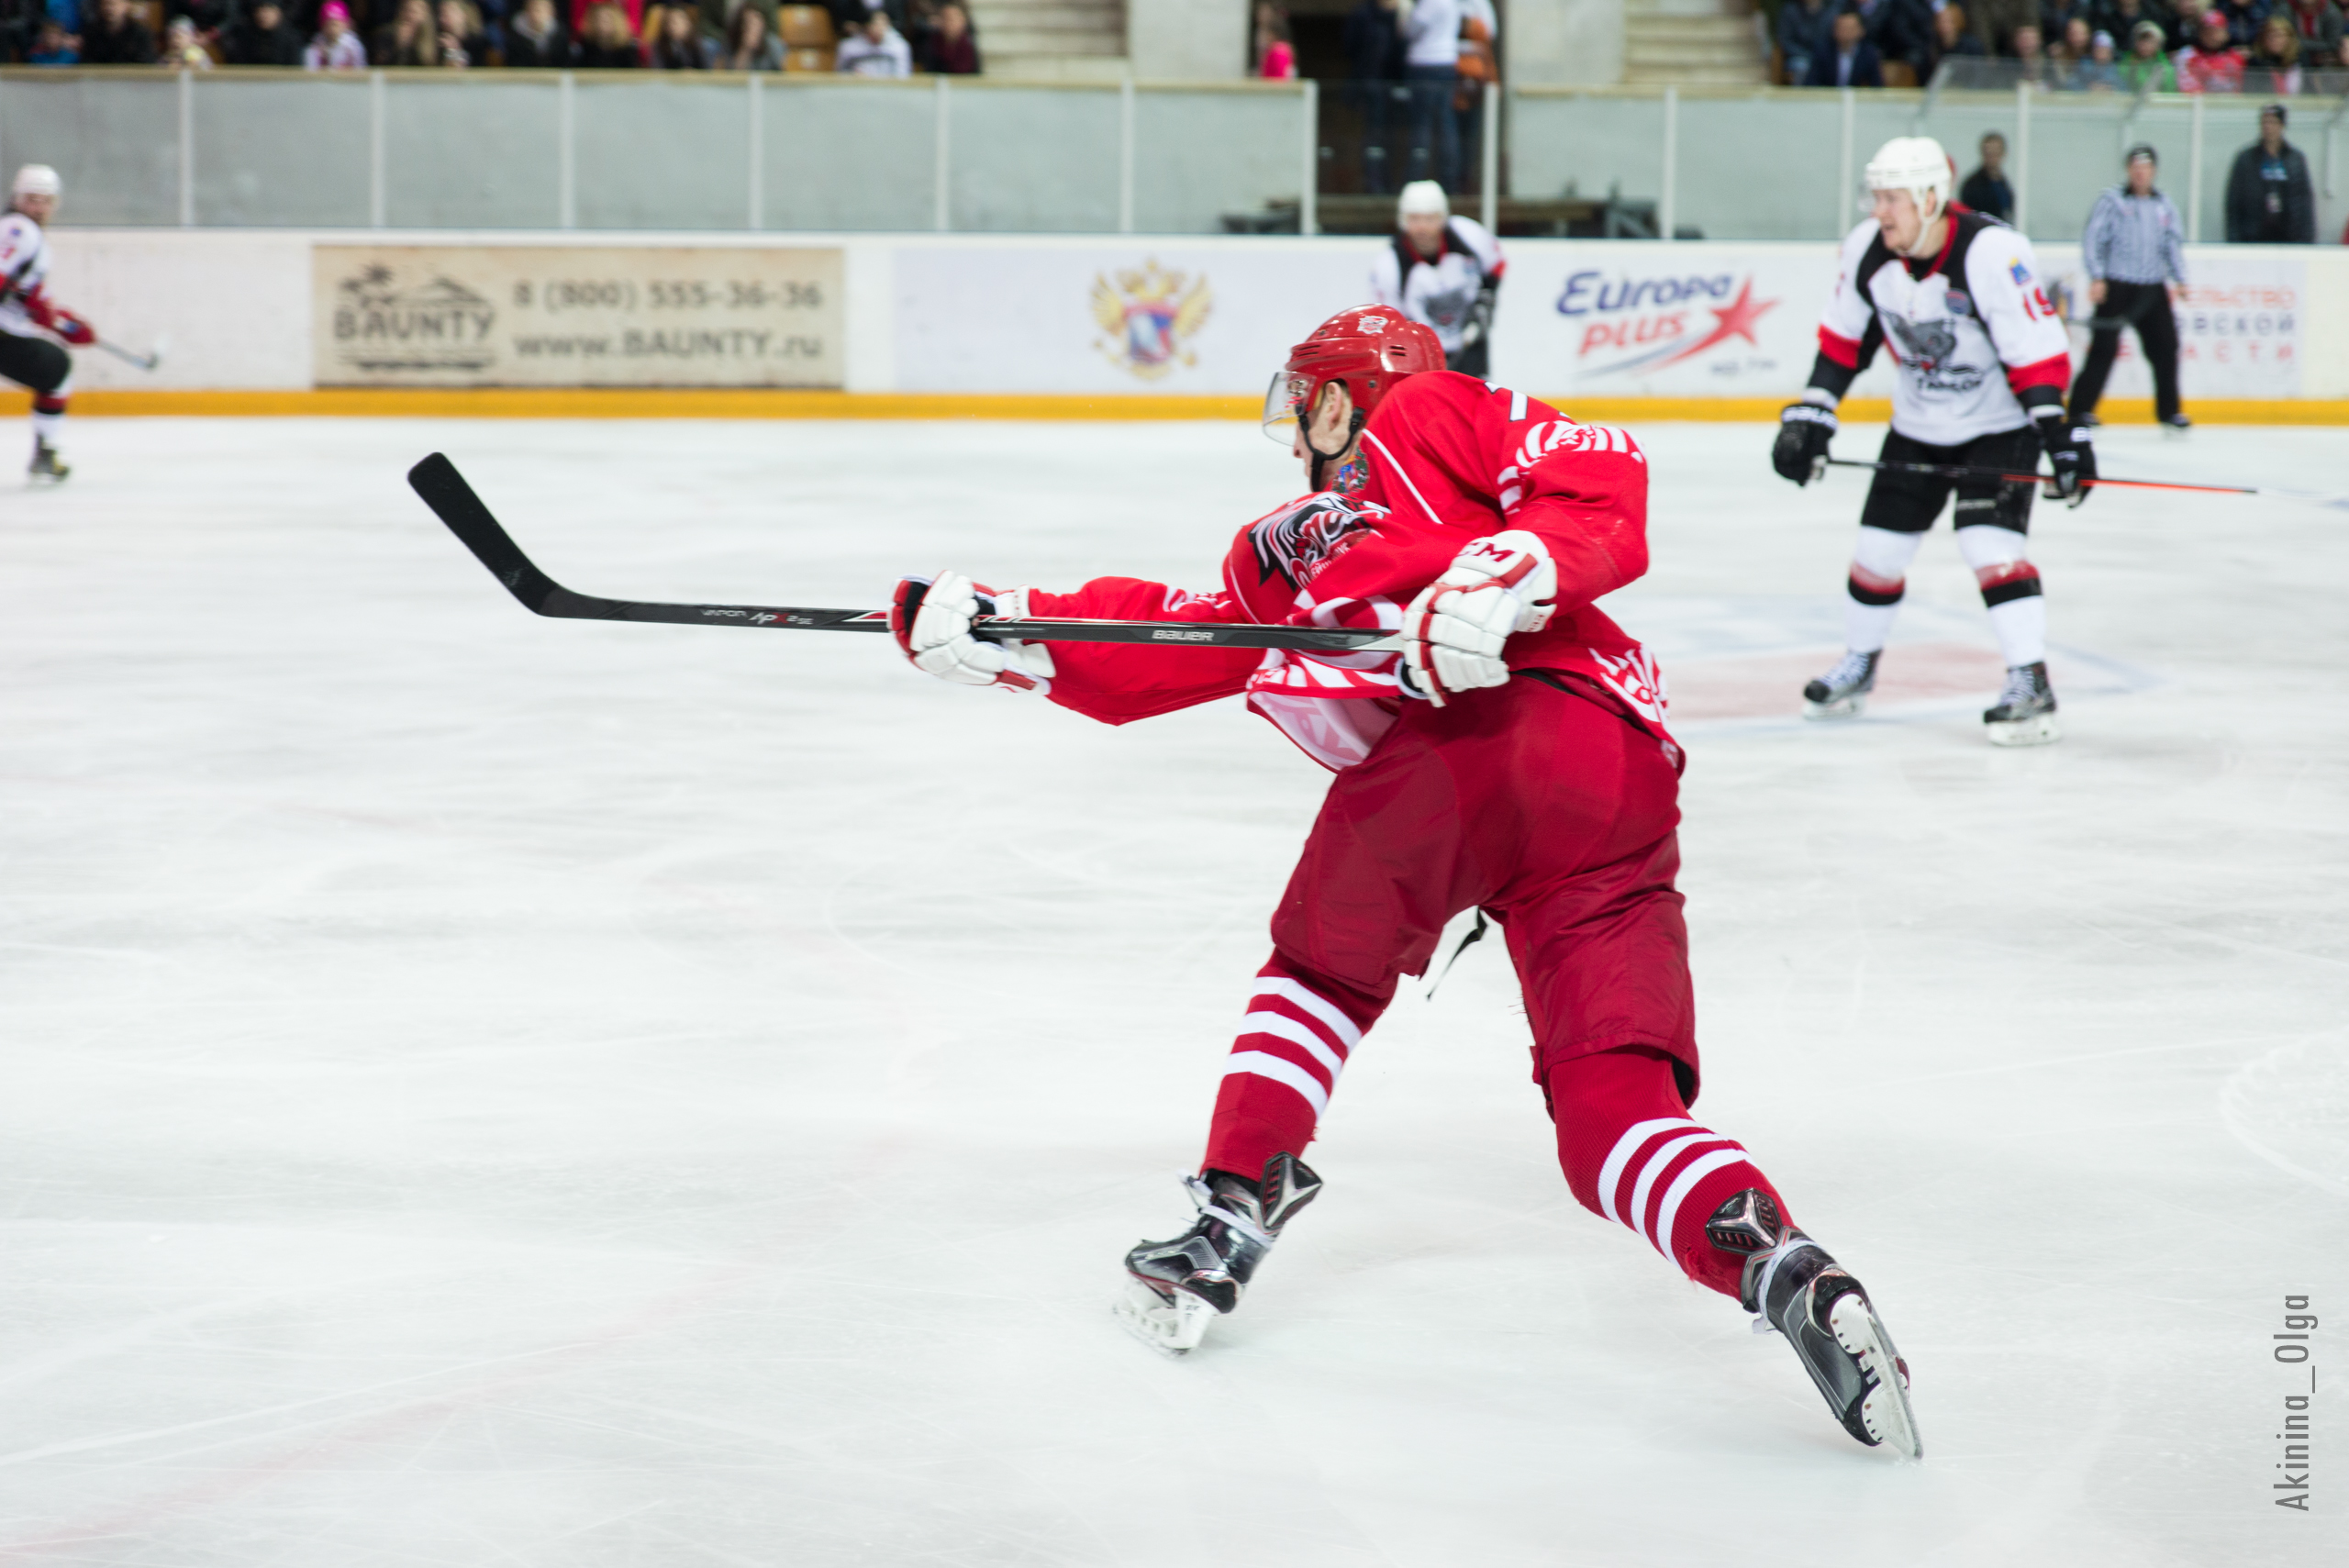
[1824,456,2259,495]
[408,453,1397,655]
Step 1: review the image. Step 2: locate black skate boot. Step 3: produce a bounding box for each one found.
[28,440,68,485]
[1801,649,1879,720]
[1709,1188,1921,1458]
[1982,661,2059,747]
[1114,1151,1322,1355]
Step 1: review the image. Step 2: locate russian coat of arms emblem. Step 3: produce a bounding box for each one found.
[1090,260,1213,381]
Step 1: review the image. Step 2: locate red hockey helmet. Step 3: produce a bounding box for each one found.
[1262,306,1445,447]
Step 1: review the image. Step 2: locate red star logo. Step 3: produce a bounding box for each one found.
[1656,277,1778,369]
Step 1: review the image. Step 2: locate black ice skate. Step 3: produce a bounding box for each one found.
[1709,1188,1921,1459]
[27,440,68,485]
[1114,1151,1321,1355]
[1983,661,2059,747]
[1801,649,1879,720]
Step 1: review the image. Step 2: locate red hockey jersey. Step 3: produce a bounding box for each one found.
[1028,372,1673,770]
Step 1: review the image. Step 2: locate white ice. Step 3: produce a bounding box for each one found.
[2,417,2343,1566]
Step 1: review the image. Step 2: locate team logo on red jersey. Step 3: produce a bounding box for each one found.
[1247,495,1385,589]
[1090,260,1213,381]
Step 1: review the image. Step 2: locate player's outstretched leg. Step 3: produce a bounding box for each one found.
[1709,1192,1921,1458]
[1805,524,1921,718]
[1549,1046,1920,1457]
[1114,1151,1323,1355]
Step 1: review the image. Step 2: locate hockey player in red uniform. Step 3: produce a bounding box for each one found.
[1772,136,2095,746]
[0,164,95,484]
[888,308,1922,1458]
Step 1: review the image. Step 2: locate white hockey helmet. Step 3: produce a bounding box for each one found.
[11,164,61,201]
[1864,137,1953,222]
[1397,180,1450,225]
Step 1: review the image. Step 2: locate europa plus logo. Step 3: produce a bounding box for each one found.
[1553,269,1777,377]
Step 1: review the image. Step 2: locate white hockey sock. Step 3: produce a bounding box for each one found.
[30,406,64,446]
[1842,526,1922,654]
[1987,595,2048,667]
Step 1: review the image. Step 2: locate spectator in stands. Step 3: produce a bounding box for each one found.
[2212,0,2263,46]
[504,0,572,62]
[160,12,210,61]
[2160,0,2202,47]
[306,0,369,65]
[2078,24,2126,80]
[2176,9,2246,88]
[1960,131,2015,217]
[694,0,773,49]
[1259,11,1296,78]
[2009,19,2059,78]
[1854,0,1932,70]
[916,0,978,72]
[169,0,236,49]
[2075,145,2188,428]
[574,1,640,63]
[2282,0,2343,60]
[438,0,488,62]
[2225,102,2315,239]
[81,0,157,61]
[2121,17,2180,83]
[1972,0,2036,52]
[718,2,781,65]
[1345,0,1407,195]
[2246,14,2304,86]
[373,0,438,61]
[2049,13,2090,75]
[1926,4,1988,75]
[835,6,908,73]
[1807,9,1886,83]
[1400,0,1465,190]
[1778,0,1836,82]
[647,1,708,63]
[2041,0,2093,50]
[28,17,78,61]
[227,0,306,62]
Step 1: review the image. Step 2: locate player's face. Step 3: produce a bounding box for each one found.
[15,191,54,224]
[1870,188,1921,252]
[1401,212,1445,257]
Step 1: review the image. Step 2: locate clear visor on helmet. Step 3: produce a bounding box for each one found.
[1263,370,1314,446]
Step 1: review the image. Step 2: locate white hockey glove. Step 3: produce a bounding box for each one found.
[1400,530,1557,706]
[887,571,1055,695]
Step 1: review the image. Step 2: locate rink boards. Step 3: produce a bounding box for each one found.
[22,228,2349,420]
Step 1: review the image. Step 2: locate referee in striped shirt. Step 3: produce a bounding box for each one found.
[2072,145,2188,429]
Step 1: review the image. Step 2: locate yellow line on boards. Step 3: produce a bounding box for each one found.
[6,389,2347,425]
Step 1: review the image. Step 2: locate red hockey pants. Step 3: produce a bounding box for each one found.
[1201,673,1788,1298]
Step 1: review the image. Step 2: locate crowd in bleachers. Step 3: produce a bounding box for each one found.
[0,0,982,72]
[1774,0,2349,89]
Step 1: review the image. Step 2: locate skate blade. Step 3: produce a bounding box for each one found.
[1803,695,1867,721]
[1112,1277,1215,1357]
[1828,1292,1922,1461]
[1985,714,2060,747]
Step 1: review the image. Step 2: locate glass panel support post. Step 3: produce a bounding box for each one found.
[1658,85,1676,242]
[747,73,763,231]
[1837,88,1855,238]
[557,72,576,229]
[1480,82,1498,231]
[2013,80,2032,235]
[933,77,952,233]
[177,69,195,228]
[1119,75,1135,236]
[2188,92,2204,242]
[1300,79,1318,237]
[369,70,387,228]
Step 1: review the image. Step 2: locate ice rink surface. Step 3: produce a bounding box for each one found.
[2,416,2344,1566]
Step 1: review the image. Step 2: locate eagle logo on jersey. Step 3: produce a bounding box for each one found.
[1884,312,1958,371]
[1247,495,1384,590]
[1091,260,1213,381]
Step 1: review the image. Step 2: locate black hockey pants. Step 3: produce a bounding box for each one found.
[0,331,71,397]
[2069,280,2181,423]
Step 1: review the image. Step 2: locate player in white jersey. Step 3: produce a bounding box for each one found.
[1368,181,1504,377]
[1770,137,2096,746]
[1,164,97,484]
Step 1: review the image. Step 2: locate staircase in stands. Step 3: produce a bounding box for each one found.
[1623,0,1770,85]
[968,0,1129,80]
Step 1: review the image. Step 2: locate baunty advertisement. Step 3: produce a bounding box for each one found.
[312,245,844,388]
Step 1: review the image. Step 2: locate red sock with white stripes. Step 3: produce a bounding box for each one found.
[1200,955,1387,1179]
[1546,1046,1791,1299]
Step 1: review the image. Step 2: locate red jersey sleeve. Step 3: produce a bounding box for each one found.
[1021,576,1260,726]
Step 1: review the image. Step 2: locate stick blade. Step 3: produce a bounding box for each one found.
[408,452,568,615]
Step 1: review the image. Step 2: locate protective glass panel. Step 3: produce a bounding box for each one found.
[946,84,1119,235]
[193,76,370,228]
[384,76,563,230]
[1674,93,1844,240]
[574,77,750,231]
[0,74,179,227]
[1131,87,1305,237]
[1507,94,1669,237]
[760,80,936,233]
